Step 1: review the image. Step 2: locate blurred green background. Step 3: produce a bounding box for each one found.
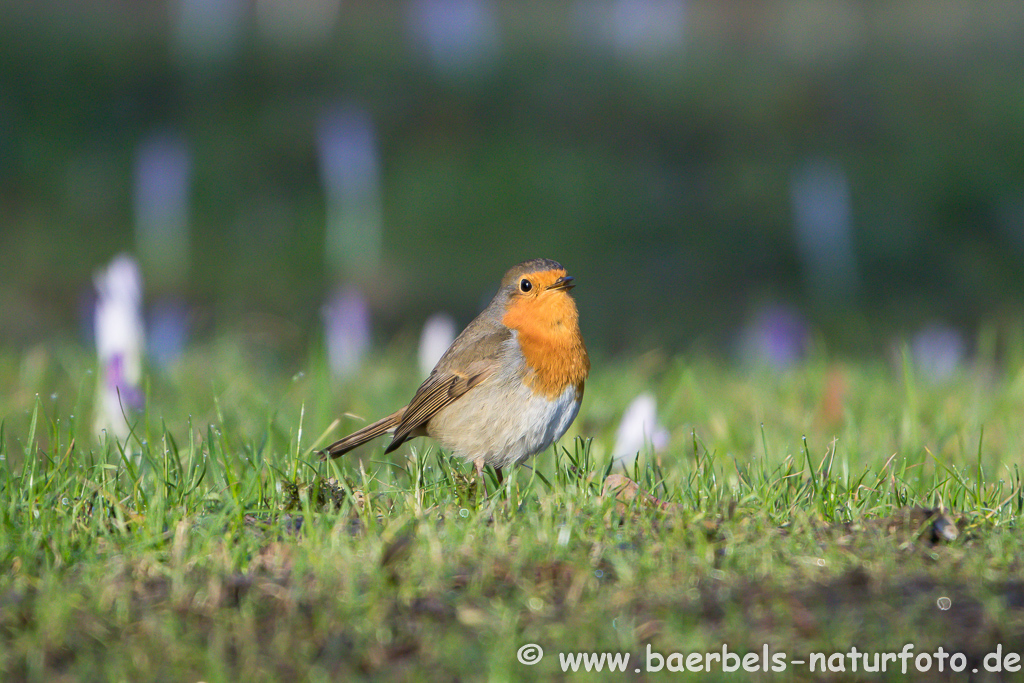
[3,0,1024,360]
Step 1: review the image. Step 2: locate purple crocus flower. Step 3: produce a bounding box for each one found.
[322,286,371,378]
[316,104,382,278]
[739,303,809,369]
[407,0,500,78]
[911,324,965,382]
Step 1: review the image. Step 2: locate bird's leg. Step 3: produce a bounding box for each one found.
[472,458,504,496]
[473,457,487,498]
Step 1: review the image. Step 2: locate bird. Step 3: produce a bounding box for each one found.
[323,258,590,482]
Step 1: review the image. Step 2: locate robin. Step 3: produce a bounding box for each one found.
[324,258,590,481]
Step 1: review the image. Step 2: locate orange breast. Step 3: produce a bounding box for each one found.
[501,287,590,399]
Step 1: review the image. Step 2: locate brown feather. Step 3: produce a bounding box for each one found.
[385,367,494,452]
[323,408,405,459]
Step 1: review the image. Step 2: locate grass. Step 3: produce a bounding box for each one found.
[2,339,1024,681]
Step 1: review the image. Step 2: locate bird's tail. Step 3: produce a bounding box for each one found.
[322,408,405,459]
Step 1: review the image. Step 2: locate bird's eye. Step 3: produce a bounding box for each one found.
[519,278,532,293]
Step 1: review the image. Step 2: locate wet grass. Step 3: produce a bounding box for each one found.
[2,341,1024,681]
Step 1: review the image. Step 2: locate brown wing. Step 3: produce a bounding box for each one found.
[382,316,511,453]
[384,367,493,453]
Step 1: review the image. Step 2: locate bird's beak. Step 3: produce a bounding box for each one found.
[548,275,575,291]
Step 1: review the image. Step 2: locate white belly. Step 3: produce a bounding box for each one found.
[428,374,582,469]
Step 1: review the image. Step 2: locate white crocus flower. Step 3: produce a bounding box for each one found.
[612,392,669,466]
[418,312,457,377]
[94,254,145,440]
